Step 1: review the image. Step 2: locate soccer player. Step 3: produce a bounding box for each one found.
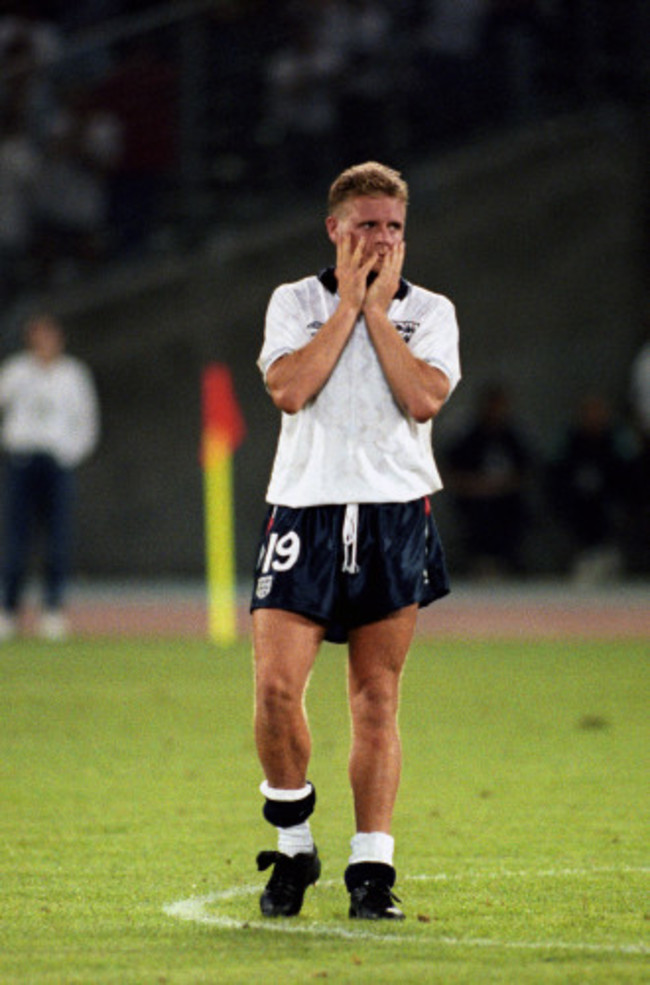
[250,162,461,919]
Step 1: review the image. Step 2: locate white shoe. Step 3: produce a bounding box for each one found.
[38,611,69,641]
[0,612,17,641]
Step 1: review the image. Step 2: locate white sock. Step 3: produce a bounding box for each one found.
[278,821,314,857]
[348,831,395,868]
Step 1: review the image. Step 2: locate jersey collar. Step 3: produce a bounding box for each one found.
[318,266,409,301]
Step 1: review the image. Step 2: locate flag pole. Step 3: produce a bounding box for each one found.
[201,364,245,644]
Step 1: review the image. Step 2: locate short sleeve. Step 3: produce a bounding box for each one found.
[257,284,313,380]
[409,293,461,395]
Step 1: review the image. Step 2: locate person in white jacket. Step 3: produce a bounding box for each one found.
[0,313,99,639]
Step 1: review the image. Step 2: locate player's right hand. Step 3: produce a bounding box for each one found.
[335,234,375,313]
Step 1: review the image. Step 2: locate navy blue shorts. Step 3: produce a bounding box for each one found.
[250,498,449,643]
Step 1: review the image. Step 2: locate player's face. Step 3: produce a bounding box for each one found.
[328,195,406,272]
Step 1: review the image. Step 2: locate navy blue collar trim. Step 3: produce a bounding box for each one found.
[318,266,409,301]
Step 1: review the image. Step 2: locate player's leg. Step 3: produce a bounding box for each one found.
[40,458,74,638]
[253,608,324,786]
[347,605,416,831]
[253,607,325,916]
[251,506,336,780]
[0,456,34,635]
[344,603,418,919]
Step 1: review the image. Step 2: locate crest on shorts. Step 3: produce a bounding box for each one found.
[255,575,273,599]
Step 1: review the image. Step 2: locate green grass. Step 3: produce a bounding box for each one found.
[1,635,648,984]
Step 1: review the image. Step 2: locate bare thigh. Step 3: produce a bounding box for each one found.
[253,608,325,694]
[348,605,418,700]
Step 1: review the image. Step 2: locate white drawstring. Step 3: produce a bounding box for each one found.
[342,503,360,574]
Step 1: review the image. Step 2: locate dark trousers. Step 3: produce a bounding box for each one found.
[2,453,75,612]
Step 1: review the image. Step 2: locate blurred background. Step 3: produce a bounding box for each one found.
[1,0,649,589]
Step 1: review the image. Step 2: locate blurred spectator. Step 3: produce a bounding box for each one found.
[629,330,650,437]
[335,0,396,164]
[205,1,272,188]
[0,3,62,67]
[0,5,63,142]
[482,0,543,125]
[411,0,489,149]
[0,103,41,305]
[33,86,121,282]
[443,383,534,577]
[546,394,637,584]
[92,39,179,255]
[0,313,100,641]
[259,15,343,189]
[56,0,125,85]
[625,329,650,573]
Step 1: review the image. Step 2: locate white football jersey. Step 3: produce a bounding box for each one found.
[259,269,461,506]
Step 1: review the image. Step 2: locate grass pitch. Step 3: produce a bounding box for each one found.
[1,634,648,984]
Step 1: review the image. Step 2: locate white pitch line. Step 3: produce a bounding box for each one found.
[408,865,650,882]
[163,869,650,955]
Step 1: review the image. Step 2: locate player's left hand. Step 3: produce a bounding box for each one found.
[363,242,405,312]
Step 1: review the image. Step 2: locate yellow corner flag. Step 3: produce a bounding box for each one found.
[201,364,245,644]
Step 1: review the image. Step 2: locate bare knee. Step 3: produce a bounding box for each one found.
[256,672,302,723]
[350,679,399,734]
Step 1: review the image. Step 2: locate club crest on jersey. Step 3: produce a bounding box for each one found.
[306,321,323,336]
[255,575,273,599]
[394,321,419,343]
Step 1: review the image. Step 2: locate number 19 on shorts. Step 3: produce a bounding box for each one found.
[260,531,301,573]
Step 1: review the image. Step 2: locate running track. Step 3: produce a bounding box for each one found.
[38,580,650,639]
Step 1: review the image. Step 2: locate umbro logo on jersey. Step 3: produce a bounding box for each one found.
[394,321,419,342]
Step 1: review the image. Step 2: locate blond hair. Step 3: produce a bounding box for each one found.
[328,161,409,215]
